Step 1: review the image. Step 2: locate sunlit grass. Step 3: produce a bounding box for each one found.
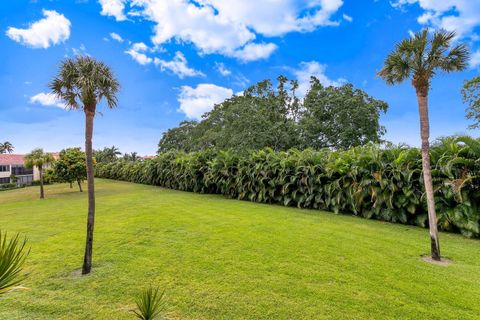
[0,179,479,319]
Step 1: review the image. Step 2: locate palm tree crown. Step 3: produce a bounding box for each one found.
[49,56,120,112]
[0,142,14,154]
[24,149,54,169]
[378,29,469,94]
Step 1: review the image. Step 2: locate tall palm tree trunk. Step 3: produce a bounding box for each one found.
[82,109,96,275]
[416,90,441,261]
[39,166,44,199]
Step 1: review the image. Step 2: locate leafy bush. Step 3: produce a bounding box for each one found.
[96,137,480,238]
[0,183,17,190]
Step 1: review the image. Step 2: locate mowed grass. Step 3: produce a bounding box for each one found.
[0,179,479,319]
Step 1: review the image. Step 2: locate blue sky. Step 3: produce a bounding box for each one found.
[1,0,479,155]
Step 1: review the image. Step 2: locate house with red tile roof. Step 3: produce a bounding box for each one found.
[0,152,59,185]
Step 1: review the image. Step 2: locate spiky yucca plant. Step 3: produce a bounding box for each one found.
[132,286,166,320]
[0,231,29,295]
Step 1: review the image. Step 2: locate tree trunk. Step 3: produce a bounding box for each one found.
[82,109,96,275]
[416,91,441,261]
[70,182,73,188]
[78,179,83,192]
[39,165,44,199]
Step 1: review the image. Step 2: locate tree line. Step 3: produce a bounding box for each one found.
[158,76,388,153]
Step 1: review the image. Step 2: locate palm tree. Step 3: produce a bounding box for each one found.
[0,141,14,154]
[50,56,119,275]
[24,148,54,199]
[378,29,469,261]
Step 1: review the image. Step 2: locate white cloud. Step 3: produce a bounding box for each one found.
[342,13,353,22]
[292,61,346,97]
[214,62,231,76]
[99,0,127,21]
[153,51,204,78]
[72,44,88,56]
[232,42,278,62]
[110,32,124,42]
[392,0,480,40]
[198,0,343,36]
[178,84,233,119]
[471,50,480,68]
[125,42,153,65]
[6,10,71,49]
[30,92,66,109]
[122,0,343,60]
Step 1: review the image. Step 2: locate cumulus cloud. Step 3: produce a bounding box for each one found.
[214,62,231,76]
[99,0,127,21]
[232,42,278,62]
[30,92,66,109]
[178,84,233,119]
[153,51,204,78]
[125,42,153,65]
[471,50,480,69]
[391,0,480,40]
[111,0,344,60]
[6,10,71,49]
[110,32,124,42]
[292,61,346,97]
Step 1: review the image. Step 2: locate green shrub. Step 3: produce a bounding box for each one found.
[0,183,17,191]
[132,286,166,320]
[96,137,480,238]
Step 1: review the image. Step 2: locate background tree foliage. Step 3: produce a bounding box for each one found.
[462,76,480,129]
[93,146,121,163]
[53,148,87,192]
[158,76,388,153]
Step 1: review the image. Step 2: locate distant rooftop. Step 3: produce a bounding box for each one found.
[0,152,60,165]
[0,154,25,165]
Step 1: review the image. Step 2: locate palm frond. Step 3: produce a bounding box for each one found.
[0,231,29,295]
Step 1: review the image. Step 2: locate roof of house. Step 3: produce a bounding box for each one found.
[0,154,25,165]
[0,152,60,165]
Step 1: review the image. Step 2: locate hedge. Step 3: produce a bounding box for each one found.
[95,137,480,238]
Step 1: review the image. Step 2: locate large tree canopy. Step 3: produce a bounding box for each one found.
[158,76,388,153]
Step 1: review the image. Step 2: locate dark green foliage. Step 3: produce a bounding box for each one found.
[462,76,480,129]
[93,146,121,163]
[158,76,387,153]
[0,183,18,191]
[97,137,480,238]
[0,231,29,295]
[132,286,166,320]
[53,148,87,190]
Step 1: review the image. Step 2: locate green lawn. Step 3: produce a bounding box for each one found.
[0,179,479,319]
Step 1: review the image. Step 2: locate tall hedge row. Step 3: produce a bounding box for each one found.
[95,138,480,238]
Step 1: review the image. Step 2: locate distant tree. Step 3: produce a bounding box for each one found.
[54,148,87,192]
[123,152,140,162]
[24,148,54,199]
[300,80,388,149]
[50,56,120,275]
[378,29,469,261]
[0,142,14,154]
[157,76,387,153]
[158,121,200,153]
[461,76,480,129]
[94,146,122,163]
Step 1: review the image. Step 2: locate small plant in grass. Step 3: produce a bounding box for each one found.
[132,286,166,320]
[0,231,29,295]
